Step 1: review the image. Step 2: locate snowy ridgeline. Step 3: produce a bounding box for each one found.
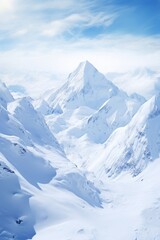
[0,61,160,240]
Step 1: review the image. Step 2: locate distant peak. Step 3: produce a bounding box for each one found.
[153,93,160,107]
[0,80,14,108]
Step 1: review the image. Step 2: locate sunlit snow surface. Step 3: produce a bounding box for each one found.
[0,61,160,240]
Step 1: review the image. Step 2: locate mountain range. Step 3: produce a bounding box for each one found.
[0,61,160,240]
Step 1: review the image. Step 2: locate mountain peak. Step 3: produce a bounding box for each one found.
[68,60,99,86]
[78,60,97,72]
[47,61,121,109]
[147,93,160,118]
[0,80,14,108]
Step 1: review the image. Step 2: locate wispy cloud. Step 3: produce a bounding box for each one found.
[41,12,117,38]
[0,0,119,48]
[1,34,160,72]
[42,14,84,37]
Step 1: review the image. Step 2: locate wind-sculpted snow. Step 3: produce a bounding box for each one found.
[55,171,101,207]
[0,159,35,240]
[0,135,56,188]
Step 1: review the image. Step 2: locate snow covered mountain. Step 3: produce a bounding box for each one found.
[91,94,160,178]
[45,60,120,110]
[1,60,160,240]
[85,92,145,143]
[32,99,52,115]
[8,97,60,147]
[43,61,144,172]
[44,61,144,137]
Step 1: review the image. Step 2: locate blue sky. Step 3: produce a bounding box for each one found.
[0,0,160,74]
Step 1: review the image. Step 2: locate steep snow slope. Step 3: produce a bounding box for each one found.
[0,81,14,108]
[91,94,160,178]
[85,92,144,143]
[8,97,60,147]
[0,97,57,188]
[0,82,102,239]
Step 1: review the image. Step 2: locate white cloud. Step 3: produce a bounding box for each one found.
[1,33,160,98]
[42,14,84,37]
[1,34,160,74]
[0,0,118,46]
[85,12,117,28]
[41,11,117,38]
